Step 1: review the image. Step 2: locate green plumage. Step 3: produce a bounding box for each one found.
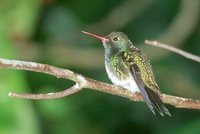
[83,31,171,116]
[110,54,130,80]
[122,49,160,93]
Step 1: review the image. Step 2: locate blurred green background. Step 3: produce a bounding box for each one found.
[0,0,200,134]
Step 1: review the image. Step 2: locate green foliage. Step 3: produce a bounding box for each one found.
[0,0,200,134]
[0,0,40,134]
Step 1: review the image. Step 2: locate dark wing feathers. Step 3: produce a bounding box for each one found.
[120,51,171,116]
[145,86,171,116]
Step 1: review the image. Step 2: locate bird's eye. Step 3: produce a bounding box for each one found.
[113,37,119,41]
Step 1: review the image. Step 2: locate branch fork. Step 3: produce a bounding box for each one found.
[1,40,200,110]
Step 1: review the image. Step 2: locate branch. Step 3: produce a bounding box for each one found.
[9,83,83,99]
[0,57,200,110]
[140,0,199,61]
[145,40,200,63]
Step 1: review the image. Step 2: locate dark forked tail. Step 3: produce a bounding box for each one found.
[143,86,171,116]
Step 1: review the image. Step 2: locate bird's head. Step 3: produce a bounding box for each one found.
[82,31,132,52]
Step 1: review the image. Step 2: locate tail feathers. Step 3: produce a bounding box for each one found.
[143,87,171,116]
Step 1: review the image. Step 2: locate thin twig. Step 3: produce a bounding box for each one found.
[145,40,200,63]
[0,57,200,109]
[9,83,83,99]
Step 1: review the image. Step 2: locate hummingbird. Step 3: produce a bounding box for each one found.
[82,31,171,116]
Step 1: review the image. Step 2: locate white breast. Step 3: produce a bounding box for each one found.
[105,63,140,93]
